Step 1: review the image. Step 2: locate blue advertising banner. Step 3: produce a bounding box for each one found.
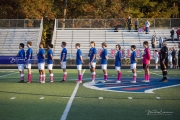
[0,56,38,64]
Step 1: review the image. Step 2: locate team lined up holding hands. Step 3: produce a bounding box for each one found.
[17,40,168,83]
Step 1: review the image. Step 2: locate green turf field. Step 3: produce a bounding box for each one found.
[0,69,180,120]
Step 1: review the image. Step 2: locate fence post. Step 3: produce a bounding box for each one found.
[170,18,171,28]
[154,18,155,29]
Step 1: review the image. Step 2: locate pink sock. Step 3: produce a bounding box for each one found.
[119,72,122,80]
[92,74,95,80]
[105,74,108,80]
[117,72,120,81]
[63,74,67,80]
[133,76,136,81]
[28,74,31,82]
[79,74,82,81]
[144,74,147,80]
[147,74,150,80]
[39,75,42,82]
[78,75,80,81]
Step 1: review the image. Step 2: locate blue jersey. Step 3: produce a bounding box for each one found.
[38,48,45,63]
[89,47,97,62]
[60,48,67,62]
[130,50,137,64]
[115,50,122,67]
[76,49,82,65]
[26,47,33,64]
[101,48,108,64]
[17,49,25,64]
[47,49,53,64]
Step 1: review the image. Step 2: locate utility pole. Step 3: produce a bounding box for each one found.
[62,0,68,29]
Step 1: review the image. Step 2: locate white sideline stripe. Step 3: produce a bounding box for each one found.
[10,97,16,100]
[0,72,18,78]
[60,69,86,120]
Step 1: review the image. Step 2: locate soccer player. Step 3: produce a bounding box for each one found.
[47,44,54,82]
[88,41,97,82]
[115,44,122,83]
[142,41,151,82]
[154,50,159,69]
[17,43,25,83]
[130,45,137,83]
[159,41,168,82]
[100,42,108,82]
[60,42,67,82]
[75,43,83,83]
[37,42,46,83]
[26,41,33,83]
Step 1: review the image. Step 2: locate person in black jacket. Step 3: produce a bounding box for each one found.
[178,43,180,69]
[159,41,168,82]
[127,16,132,32]
[172,47,177,69]
[170,28,175,43]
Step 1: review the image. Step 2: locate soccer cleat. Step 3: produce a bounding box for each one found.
[27,81,32,83]
[90,80,95,83]
[60,79,66,82]
[76,80,82,83]
[116,81,121,83]
[142,80,150,82]
[41,81,45,83]
[130,81,136,83]
[18,80,24,83]
[50,80,54,83]
[160,79,168,82]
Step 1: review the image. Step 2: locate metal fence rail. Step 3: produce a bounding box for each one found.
[56,18,180,29]
[0,19,41,28]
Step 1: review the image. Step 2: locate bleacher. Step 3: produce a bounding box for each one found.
[0,19,43,56]
[52,29,178,59]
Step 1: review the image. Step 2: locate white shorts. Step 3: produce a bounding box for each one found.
[101,64,107,70]
[48,64,53,70]
[115,66,121,71]
[38,63,45,70]
[130,63,136,69]
[26,64,31,69]
[77,65,82,70]
[61,62,66,69]
[18,64,24,71]
[89,62,96,69]
[155,58,159,64]
[168,57,172,62]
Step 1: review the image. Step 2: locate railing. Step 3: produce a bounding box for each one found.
[37,18,43,53]
[56,18,180,29]
[0,19,41,28]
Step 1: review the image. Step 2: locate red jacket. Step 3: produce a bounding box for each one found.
[177,29,180,35]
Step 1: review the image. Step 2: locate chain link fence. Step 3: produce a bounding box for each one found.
[57,18,180,29]
[0,19,41,28]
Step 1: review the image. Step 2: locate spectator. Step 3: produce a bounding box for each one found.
[159,36,163,48]
[178,43,180,69]
[127,16,132,32]
[170,28,175,43]
[135,18,139,31]
[172,47,177,69]
[176,28,180,41]
[145,20,150,34]
[151,35,156,48]
[168,48,173,69]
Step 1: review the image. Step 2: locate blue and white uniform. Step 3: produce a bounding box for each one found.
[154,51,159,63]
[17,49,25,71]
[47,49,53,70]
[60,47,67,69]
[115,50,122,71]
[101,48,108,70]
[130,50,137,69]
[76,48,82,70]
[37,48,45,70]
[26,47,33,68]
[89,47,97,68]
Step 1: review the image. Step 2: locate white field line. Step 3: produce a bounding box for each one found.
[0,72,19,78]
[60,69,86,120]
